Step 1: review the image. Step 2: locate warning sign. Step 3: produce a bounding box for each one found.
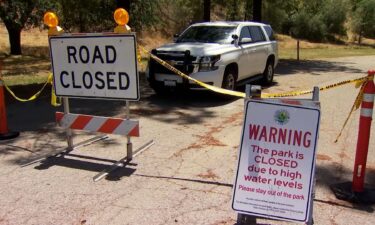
[232,100,320,222]
[49,34,139,100]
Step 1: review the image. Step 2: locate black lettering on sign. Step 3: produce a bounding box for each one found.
[95,72,105,89]
[83,71,93,88]
[79,46,90,63]
[67,46,78,63]
[60,71,70,88]
[106,72,116,90]
[119,72,130,90]
[92,46,104,64]
[105,45,117,63]
[71,71,82,89]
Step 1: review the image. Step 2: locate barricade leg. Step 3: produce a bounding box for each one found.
[63,97,73,150]
[126,101,133,160]
[0,79,19,141]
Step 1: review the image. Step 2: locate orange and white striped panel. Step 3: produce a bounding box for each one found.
[56,112,139,136]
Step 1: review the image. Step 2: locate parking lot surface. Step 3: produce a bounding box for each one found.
[1,56,375,225]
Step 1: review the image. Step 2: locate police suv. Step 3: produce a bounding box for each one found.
[147,21,278,93]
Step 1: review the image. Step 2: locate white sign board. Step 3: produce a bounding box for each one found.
[232,100,320,222]
[49,34,139,100]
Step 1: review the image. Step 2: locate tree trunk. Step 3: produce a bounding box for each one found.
[253,0,262,22]
[116,0,130,11]
[203,0,211,22]
[7,26,22,55]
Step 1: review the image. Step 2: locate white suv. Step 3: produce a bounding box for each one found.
[147,21,278,93]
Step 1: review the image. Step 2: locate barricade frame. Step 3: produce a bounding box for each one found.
[22,29,154,182]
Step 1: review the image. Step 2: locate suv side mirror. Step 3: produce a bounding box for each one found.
[173,34,179,42]
[232,34,239,45]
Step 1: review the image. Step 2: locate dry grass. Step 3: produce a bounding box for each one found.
[0,24,51,86]
[277,34,375,59]
[0,24,374,86]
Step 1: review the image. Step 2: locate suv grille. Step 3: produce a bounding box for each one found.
[150,50,197,75]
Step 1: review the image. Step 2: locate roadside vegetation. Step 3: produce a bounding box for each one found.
[0,0,374,86]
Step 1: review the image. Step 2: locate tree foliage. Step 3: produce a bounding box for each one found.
[0,0,57,54]
[351,0,375,42]
[1,0,373,56]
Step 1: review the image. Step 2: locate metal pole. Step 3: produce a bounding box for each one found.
[307,86,319,225]
[236,84,258,225]
[63,97,73,150]
[126,100,133,160]
[297,40,300,61]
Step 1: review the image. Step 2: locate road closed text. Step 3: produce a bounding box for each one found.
[60,71,130,90]
[59,45,130,91]
[49,35,139,100]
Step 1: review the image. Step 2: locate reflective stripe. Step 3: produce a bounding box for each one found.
[361,108,373,118]
[363,93,375,102]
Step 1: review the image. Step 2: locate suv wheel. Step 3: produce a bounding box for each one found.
[222,69,237,90]
[262,59,274,85]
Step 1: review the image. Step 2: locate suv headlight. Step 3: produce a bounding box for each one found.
[198,55,221,72]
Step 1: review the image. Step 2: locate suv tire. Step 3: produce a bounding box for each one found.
[222,69,237,91]
[150,81,168,95]
[262,59,274,85]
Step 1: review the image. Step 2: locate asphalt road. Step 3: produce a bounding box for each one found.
[1,56,375,225]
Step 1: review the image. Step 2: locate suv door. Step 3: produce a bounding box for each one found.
[248,26,268,74]
[238,26,257,80]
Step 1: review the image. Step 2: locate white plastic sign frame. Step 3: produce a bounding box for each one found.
[232,99,320,223]
[49,33,139,101]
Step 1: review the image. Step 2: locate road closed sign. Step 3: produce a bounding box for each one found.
[49,34,139,100]
[232,99,320,222]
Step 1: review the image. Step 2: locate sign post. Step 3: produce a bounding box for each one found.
[233,85,320,223]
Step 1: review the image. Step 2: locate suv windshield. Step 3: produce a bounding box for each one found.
[176,26,237,44]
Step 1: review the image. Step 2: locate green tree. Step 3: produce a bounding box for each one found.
[0,0,56,55]
[285,0,348,42]
[58,0,158,33]
[351,0,375,43]
[57,0,114,32]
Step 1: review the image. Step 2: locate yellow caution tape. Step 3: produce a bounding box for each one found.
[137,46,142,63]
[334,76,371,142]
[140,44,375,143]
[139,44,370,99]
[139,45,246,98]
[1,73,61,107]
[50,73,62,107]
[1,74,52,102]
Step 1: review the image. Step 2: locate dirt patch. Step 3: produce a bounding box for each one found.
[317,154,332,161]
[338,152,349,160]
[132,108,189,117]
[173,111,243,157]
[197,169,220,180]
[173,125,227,157]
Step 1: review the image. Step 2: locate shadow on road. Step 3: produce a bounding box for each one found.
[276,59,363,76]
[5,72,239,133]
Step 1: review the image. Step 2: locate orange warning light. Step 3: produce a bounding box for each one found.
[114,8,129,26]
[44,12,59,28]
